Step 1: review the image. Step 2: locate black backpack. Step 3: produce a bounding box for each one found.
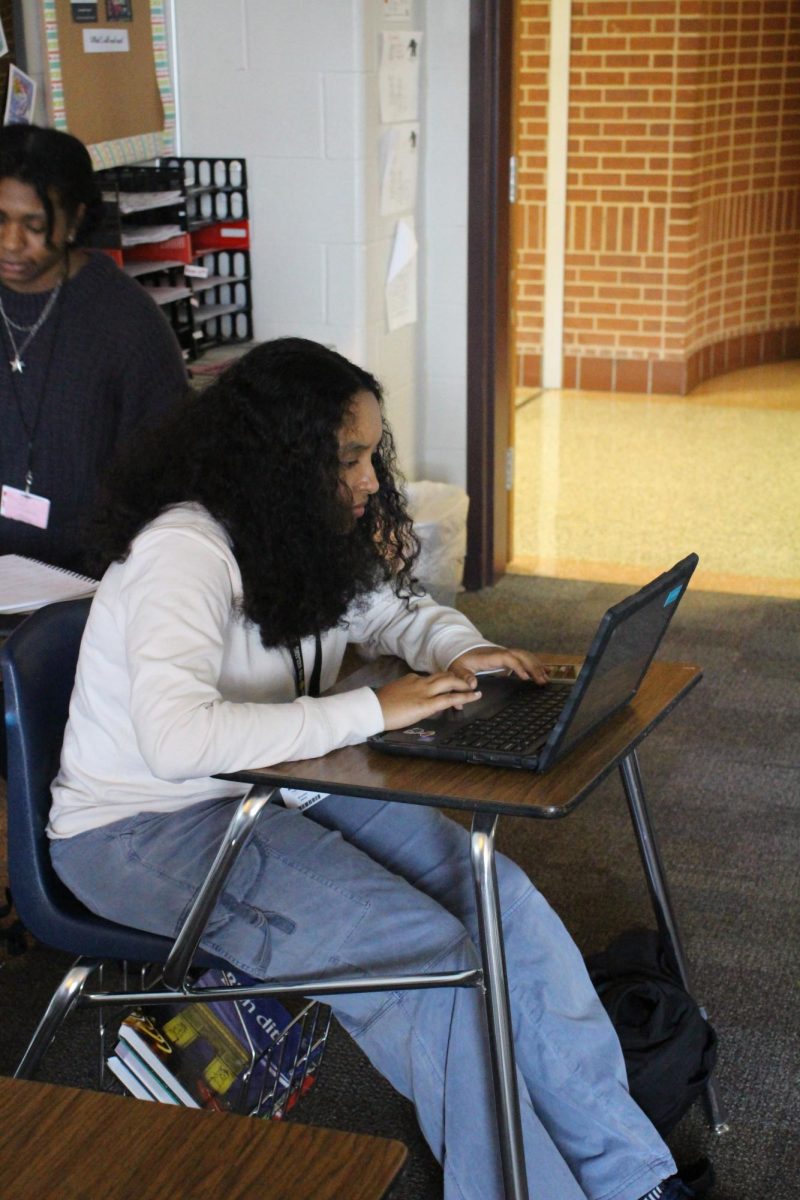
[585,928,718,1135]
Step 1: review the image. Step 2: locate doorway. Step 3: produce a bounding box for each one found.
[464,0,514,591]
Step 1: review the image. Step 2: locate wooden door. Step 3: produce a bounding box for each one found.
[465,0,514,589]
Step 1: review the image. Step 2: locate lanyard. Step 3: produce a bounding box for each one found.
[288,632,322,698]
[2,284,66,493]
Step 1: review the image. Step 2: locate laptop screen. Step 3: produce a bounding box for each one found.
[541,560,696,767]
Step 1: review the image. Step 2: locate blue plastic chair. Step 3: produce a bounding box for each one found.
[1,598,480,1083]
[2,598,182,964]
[0,598,273,1079]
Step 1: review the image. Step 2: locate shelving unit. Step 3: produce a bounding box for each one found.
[92,157,254,365]
[169,156,254,352]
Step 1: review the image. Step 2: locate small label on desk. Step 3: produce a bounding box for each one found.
[280,788,329,812]
[547,663,578,681]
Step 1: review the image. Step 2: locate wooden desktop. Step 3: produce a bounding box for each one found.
[0,1075,408,1200]
[222,656,702,818]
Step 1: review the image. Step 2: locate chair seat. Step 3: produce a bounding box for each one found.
[2,598,229,971]
[14,883,222,968]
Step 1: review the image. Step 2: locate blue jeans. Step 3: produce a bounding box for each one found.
[51,794,675,1200]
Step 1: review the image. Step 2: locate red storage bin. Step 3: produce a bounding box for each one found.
[192,220,250,253]
[124,233,193,265]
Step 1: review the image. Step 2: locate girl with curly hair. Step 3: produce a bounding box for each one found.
[49,338,687,1200]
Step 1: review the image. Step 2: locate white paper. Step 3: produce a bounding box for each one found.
[123,259,186,278]
[379,31,422,123]
[380,123,419,216]
[83,28,130,53]
[385,217,418,331]
[105,190,184,214]
[120,223,183,246]
[141,285,193,306]
[382,0,412,18]
[0,17,8,59]
[0,555,97,613]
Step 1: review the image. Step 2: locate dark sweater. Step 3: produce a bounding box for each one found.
[0,251,187,572]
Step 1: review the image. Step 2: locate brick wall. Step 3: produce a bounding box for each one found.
[684,1,800,390]
[513,0,800,395]
[512,1,550,389]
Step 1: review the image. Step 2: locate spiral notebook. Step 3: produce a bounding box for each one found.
[0,554,98,614]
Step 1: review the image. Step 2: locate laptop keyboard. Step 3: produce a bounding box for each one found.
[438,686,569,753]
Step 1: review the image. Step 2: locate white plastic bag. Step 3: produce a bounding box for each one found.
[405,481,469,608]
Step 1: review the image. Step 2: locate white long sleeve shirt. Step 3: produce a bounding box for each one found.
[49,504,491,838]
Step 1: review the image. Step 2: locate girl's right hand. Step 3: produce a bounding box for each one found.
[375,671,482,731]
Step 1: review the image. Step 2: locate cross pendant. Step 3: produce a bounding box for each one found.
[10,356,23,373]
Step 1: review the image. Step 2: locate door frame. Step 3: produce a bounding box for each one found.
[465,0,513,590]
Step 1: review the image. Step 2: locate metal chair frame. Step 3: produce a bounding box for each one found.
[1,599,482,1084]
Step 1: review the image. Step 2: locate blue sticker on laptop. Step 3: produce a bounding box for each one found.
[664,585,683,607]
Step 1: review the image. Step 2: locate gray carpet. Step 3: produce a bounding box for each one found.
[1,575,797,1198]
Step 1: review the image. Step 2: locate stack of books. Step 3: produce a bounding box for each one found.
[107,968,323,1118]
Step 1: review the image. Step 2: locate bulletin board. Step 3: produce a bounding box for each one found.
[40,0,175,168]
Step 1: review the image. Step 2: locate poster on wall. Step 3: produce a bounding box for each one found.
[385,217,418,332]
[378,30,422,123]
[382,0,412,18]
[0,16,8,57]
[3,65,37,125]
[106,0,133,19]
[380,122,419,215]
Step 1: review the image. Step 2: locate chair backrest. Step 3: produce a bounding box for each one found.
[0,598,174,961]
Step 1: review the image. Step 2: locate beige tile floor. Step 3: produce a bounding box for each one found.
[509,360,800,598]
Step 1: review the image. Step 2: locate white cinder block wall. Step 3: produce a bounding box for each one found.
[20,0,471,486]
[419,1,470,489]
[172,0,470,487]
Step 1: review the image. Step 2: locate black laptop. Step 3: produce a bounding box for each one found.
[369,553,698,772]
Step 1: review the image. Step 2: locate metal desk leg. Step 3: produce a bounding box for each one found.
[619,749,729,1134]
[470,812,530,1200]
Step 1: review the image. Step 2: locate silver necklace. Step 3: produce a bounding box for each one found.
[0,277,65,373]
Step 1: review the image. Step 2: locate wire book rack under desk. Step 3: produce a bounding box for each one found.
[104,962,332,1122]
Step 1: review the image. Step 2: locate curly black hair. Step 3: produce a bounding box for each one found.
[92,337,421,647]
[0,124,105,244]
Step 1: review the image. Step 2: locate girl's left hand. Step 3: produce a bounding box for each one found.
[448,647,549,687]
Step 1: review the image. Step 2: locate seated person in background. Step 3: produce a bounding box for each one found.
[49,338,697,1200]
[0,124,187,576]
